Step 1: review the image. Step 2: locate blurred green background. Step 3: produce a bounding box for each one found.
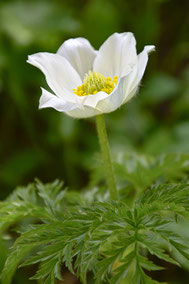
[0,0,188,283]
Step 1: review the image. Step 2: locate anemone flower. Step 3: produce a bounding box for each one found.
[27,32,155,118]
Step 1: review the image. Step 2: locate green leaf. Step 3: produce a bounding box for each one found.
[1,243,37,284]
[1,180,189,283]
[114,153,189,191]
[138,255,164,271]
[170,240,189,261]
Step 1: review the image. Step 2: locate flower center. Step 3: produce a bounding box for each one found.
[73,71,118,97]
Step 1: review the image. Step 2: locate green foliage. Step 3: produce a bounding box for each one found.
[115,153,189,191]
[1,177,189,284]
[1,0,189,197]
[90,152,189,195]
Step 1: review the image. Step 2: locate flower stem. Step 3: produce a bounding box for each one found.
[96,114,118,200]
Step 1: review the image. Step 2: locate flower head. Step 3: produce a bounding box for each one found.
[27,33,155,118]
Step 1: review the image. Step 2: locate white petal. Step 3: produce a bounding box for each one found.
[66,105,101,119]
[131,45,155,92]
[82,91,109,108]
[27,52,82,102]
[95,76,127,113]
[93,32,137,78]
[57,38,97,80]
[121,45,155,104]
[39,88,78,112]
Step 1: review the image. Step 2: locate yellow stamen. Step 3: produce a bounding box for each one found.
[73,71,118,97]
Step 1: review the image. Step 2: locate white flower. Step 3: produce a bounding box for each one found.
[27,32,155,118]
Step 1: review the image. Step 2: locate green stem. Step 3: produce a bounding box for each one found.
[96,114,118,200]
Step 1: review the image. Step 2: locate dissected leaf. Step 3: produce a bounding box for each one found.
[1,180,189,283]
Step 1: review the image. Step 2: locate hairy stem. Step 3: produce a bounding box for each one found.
[96,114,118,200]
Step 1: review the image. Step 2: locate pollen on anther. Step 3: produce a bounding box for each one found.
[73,71,118,97]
